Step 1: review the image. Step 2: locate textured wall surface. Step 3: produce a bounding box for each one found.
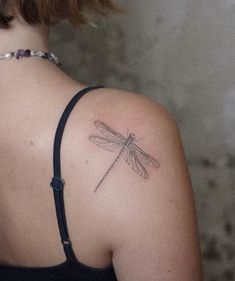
[50,1,235,279]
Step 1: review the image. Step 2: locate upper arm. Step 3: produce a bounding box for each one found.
[99,91,203,281]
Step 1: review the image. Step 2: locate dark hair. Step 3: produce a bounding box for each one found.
[0,0,122,29]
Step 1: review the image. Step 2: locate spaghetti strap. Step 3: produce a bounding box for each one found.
[49,85,105,261]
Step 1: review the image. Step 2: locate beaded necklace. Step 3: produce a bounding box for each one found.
[0,48,60,66]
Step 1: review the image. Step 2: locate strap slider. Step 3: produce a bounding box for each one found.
[62,239,71,245]
[50,176,65,191]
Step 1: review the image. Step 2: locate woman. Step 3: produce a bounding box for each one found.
[0,1,203,280]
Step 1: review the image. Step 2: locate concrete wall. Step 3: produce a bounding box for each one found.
[50,1,235,279]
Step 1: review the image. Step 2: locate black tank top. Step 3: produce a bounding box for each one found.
[0,86,118,281]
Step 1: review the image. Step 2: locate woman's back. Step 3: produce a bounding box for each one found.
[0,62,159,265]
[0,81,114,267]
[0,1,203,280]
[0,59,203,280]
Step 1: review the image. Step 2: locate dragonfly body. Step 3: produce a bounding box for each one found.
[124,133,136,147]
[89,121,160,192]
[92,145,125,192]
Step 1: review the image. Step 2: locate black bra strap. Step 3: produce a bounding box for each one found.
[50,85,104,261]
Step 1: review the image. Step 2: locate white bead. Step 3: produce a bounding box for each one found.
[30,50,37,56]
[37,51,44,57]
[3,52,13,60]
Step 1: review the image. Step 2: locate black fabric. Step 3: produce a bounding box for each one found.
[0,86,118,281]
[0,260,117,281]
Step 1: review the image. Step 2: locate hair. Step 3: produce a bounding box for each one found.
[0,0,122,29]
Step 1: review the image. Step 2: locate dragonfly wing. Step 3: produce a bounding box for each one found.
[89,136,123,152]
[130,143,160,168]
[124,147,148,179]
[94,121,126,144]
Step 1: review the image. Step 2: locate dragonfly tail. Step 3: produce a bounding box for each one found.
[93,147,125,192]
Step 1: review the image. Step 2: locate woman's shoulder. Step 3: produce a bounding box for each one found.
[73,85,181,180]
[69,85,190,209]
[84,86,189,198]
[83,87,202,279]
[70,86,182,191]
[87,86,173,114]
[64,86,202,278]
[81,86,177,130]
[66,85,183,202]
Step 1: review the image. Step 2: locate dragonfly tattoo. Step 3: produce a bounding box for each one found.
[89,121,160,192]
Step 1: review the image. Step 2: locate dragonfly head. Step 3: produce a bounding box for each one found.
[130,133,136,139]
[128,133,136,142]
[125,133,137,146]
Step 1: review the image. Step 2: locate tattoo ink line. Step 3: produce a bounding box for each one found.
[89,121,160,192]
[93,146,126,192]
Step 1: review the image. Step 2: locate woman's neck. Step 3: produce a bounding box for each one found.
[0,16,52,81]
[0,15,49,53]
[0,18,66,95]
[0,16,82,104]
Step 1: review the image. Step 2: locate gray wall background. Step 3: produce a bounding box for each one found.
[50,1,235,280]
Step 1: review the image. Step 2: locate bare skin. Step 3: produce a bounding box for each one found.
[0,11,203,281]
